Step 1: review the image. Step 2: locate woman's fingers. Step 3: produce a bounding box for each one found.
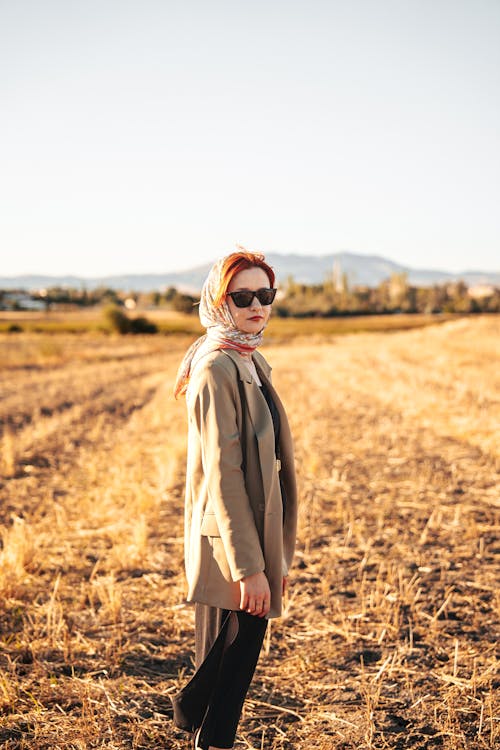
[257,594,270,617]
[252,592,270,617]
[239,572,271,616]
[239,589,248,611]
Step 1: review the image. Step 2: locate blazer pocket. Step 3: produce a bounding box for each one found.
[200,512,221,537]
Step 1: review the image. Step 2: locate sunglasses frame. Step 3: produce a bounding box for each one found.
[226,287,277,308]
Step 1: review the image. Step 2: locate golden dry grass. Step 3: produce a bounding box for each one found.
[0,308,462,337]
[0,316,499,749]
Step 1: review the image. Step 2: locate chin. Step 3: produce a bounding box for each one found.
[244,324,264,334]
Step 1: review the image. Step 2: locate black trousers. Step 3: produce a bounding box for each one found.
[171,603,268,749]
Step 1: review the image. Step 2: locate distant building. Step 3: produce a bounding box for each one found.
[0,292,45,310]
[332,261,343,293]
[468,284,496,299]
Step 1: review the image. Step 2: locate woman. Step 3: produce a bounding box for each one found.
[171,250,298,750]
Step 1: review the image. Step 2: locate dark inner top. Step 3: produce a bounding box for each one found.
[259,380,286,523]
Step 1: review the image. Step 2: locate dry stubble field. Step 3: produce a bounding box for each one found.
[0,316,499,750]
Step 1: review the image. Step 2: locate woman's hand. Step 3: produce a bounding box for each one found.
[239,572,271,617]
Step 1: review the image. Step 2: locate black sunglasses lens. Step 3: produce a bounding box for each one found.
[231,291,254,307]
[256,288,276,305]
[230,288,276,307]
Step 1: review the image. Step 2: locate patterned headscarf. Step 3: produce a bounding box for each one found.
[174,254,268,398]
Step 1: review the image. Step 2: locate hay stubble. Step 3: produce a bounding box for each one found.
[0,318,498,749]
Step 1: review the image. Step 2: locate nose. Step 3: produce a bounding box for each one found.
[249,294,263,311]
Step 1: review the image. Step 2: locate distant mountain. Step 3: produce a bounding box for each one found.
[264,252,500,287]
[1,252,499,292]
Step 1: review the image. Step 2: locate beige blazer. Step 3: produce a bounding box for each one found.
[183,348,297,618]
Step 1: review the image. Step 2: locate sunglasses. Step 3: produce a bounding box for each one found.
[226,287,277,308]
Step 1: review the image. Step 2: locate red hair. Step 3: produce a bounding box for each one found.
[213,251,275,307]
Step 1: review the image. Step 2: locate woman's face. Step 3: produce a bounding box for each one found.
[226,266,273,335]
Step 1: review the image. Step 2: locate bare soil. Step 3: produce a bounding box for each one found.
[0,317,498,749]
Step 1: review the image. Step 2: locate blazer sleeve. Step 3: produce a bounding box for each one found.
[190,360,265,581]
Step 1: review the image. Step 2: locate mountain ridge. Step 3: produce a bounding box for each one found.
[1,252,498,292]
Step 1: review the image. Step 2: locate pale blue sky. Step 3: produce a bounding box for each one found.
[1,0,499,276]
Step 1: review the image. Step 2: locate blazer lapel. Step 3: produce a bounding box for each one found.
[222,350,276,504]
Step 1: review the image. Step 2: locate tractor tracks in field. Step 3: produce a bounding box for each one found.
[0,350,182,523]
[5,372,159,473]
[0,351,170,433]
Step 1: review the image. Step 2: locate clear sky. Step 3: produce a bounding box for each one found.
[1,0,499,276]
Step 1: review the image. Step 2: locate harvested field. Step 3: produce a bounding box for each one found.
[0,309,463,337]
[0,316,499,749]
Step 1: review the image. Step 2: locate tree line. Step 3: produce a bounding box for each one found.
[274,273,499,316]
[0,286,198,314]
[1,274,498,316]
